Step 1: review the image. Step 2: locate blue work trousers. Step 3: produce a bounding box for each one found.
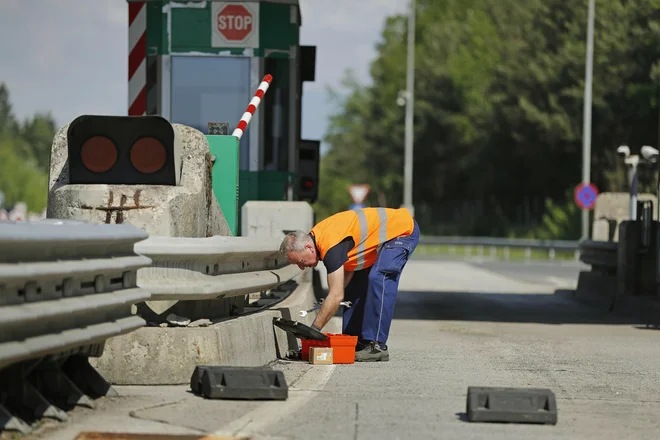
[342,220,420,345]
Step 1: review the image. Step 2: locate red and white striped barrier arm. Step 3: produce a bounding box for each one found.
[232,74,273,140]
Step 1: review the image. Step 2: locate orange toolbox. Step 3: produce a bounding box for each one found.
[302,333,358,364]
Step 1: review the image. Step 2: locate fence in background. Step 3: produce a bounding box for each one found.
[418,235,581,261]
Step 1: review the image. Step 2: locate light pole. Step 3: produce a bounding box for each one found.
[581,0,595,239]
[402,0,416,217]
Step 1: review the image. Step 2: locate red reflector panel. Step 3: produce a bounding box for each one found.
[130,137,167,174]
[80,136,118,173]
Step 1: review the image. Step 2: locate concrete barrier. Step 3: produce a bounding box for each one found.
[241,200,314,239]
[90,276,341,385]
[591,192,657,241]
[241,200,314,284]
[47,122,231,238]
[46,120,239,320]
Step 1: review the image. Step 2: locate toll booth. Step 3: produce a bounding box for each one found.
[127,0,318,233]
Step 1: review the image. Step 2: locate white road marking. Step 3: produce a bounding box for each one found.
[212,364,336,437]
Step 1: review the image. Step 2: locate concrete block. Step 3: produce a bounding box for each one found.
[592,218,616,242]
[90,310,281,385]
[90,280,340,385]
[46,122,231,238]
[241,201,314,239]
[592,192,657,241]
[241,201,315,283]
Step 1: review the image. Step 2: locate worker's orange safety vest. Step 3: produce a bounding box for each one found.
[310,208,414,272]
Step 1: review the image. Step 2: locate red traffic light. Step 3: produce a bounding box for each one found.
[67,115,180,186]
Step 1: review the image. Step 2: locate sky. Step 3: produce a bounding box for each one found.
[0,0,407,145]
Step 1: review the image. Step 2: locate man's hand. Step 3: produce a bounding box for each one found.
[312,266,345,330]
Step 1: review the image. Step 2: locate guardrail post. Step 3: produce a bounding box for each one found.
[449,246,456,256]
[466,246,472,257]
[489,246,496,258]
[549,248,556,261]
[504,247,510,260]
[478,246,484,258]
[525,247,531,261]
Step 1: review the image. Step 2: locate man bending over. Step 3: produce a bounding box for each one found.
[279,207,420,362]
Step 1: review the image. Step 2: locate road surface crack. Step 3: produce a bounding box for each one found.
[128,399,207,434]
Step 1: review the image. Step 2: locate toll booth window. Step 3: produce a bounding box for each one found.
[171,56,251,170]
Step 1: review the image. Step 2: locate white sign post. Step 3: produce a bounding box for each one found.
[211,2,260,49]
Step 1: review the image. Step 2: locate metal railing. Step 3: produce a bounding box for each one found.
[134,235,301,301]
[418,235,580,261]
[578,239,617,272]
[0,220,152,433]
[0,221,305,433]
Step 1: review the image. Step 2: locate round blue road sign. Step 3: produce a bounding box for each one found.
[574,183,599,210]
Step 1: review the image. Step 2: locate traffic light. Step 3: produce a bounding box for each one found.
[297,139,320,203]
[67,115,181,186]
[300,46,316,82]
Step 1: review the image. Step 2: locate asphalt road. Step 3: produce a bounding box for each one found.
[466,259,588,288]
[31,260,660,440]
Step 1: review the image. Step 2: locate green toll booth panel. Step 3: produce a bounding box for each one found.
[207,135,239,236]
[207,135,296,236]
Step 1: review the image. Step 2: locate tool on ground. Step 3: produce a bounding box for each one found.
[299,300,352,317]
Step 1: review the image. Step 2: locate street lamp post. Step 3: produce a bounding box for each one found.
[402,0,416,217]
[581,0,595,239]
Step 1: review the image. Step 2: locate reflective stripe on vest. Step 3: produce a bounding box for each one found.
[355,207,388,270]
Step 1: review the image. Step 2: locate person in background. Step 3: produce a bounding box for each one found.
[279,207,420,362]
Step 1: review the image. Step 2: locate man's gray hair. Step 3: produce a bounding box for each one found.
[279,230,312,255]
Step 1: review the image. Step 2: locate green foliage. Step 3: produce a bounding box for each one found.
[0,83,55,212]
[315,0,660,239]
[0,140,48,210]
[532,190,582,240]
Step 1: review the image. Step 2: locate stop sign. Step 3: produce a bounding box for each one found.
[217,4,254,41]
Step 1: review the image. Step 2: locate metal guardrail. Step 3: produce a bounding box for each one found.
[0,223,304,434]
[0,220,152,433]
[578,239,618,272]
[134,235,301,301]
[418,235,580,260]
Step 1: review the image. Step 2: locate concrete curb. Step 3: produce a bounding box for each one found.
[90,277,339,385]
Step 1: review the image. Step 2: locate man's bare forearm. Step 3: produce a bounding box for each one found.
[344,271,354,288]
[312,288,343,330]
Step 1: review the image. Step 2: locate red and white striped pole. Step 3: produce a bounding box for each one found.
[232,74,273,140]
[128,1,147,116]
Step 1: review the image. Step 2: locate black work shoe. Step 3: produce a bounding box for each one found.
[355,340,389,362]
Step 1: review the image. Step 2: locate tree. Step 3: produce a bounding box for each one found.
[0,83,54,212]
[316,0,660,238]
